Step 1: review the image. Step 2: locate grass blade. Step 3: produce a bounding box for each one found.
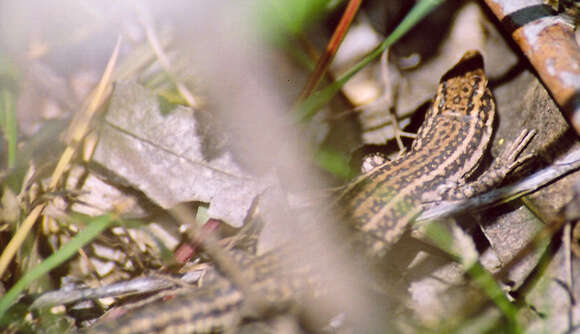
[297,0,445,121]
[0,214,116,322]
[0,89,17,168]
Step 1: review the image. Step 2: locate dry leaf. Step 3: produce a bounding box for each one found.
[93,81,266,227]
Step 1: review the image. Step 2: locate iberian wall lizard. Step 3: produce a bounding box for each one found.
[85,50,534,333]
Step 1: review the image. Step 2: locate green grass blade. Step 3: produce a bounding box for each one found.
[466,263,521,333]
[425,221,522,333]
[0,89,17,168]
[0,214,117,322]
[297,0,445,121]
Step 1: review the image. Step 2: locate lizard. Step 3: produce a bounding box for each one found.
[337,49,534,256]
[84,50,534,333]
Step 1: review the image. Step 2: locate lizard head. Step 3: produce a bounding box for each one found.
[433,50,489,118]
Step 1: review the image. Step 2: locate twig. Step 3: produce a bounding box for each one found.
[31,270,203,309]
[482,0,580,135]
[297,0,362,102]
[419,148,580,221]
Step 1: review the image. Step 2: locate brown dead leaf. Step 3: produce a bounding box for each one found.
[93,81,267,227]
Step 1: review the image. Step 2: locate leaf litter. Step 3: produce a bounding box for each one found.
[1,1,580,333]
